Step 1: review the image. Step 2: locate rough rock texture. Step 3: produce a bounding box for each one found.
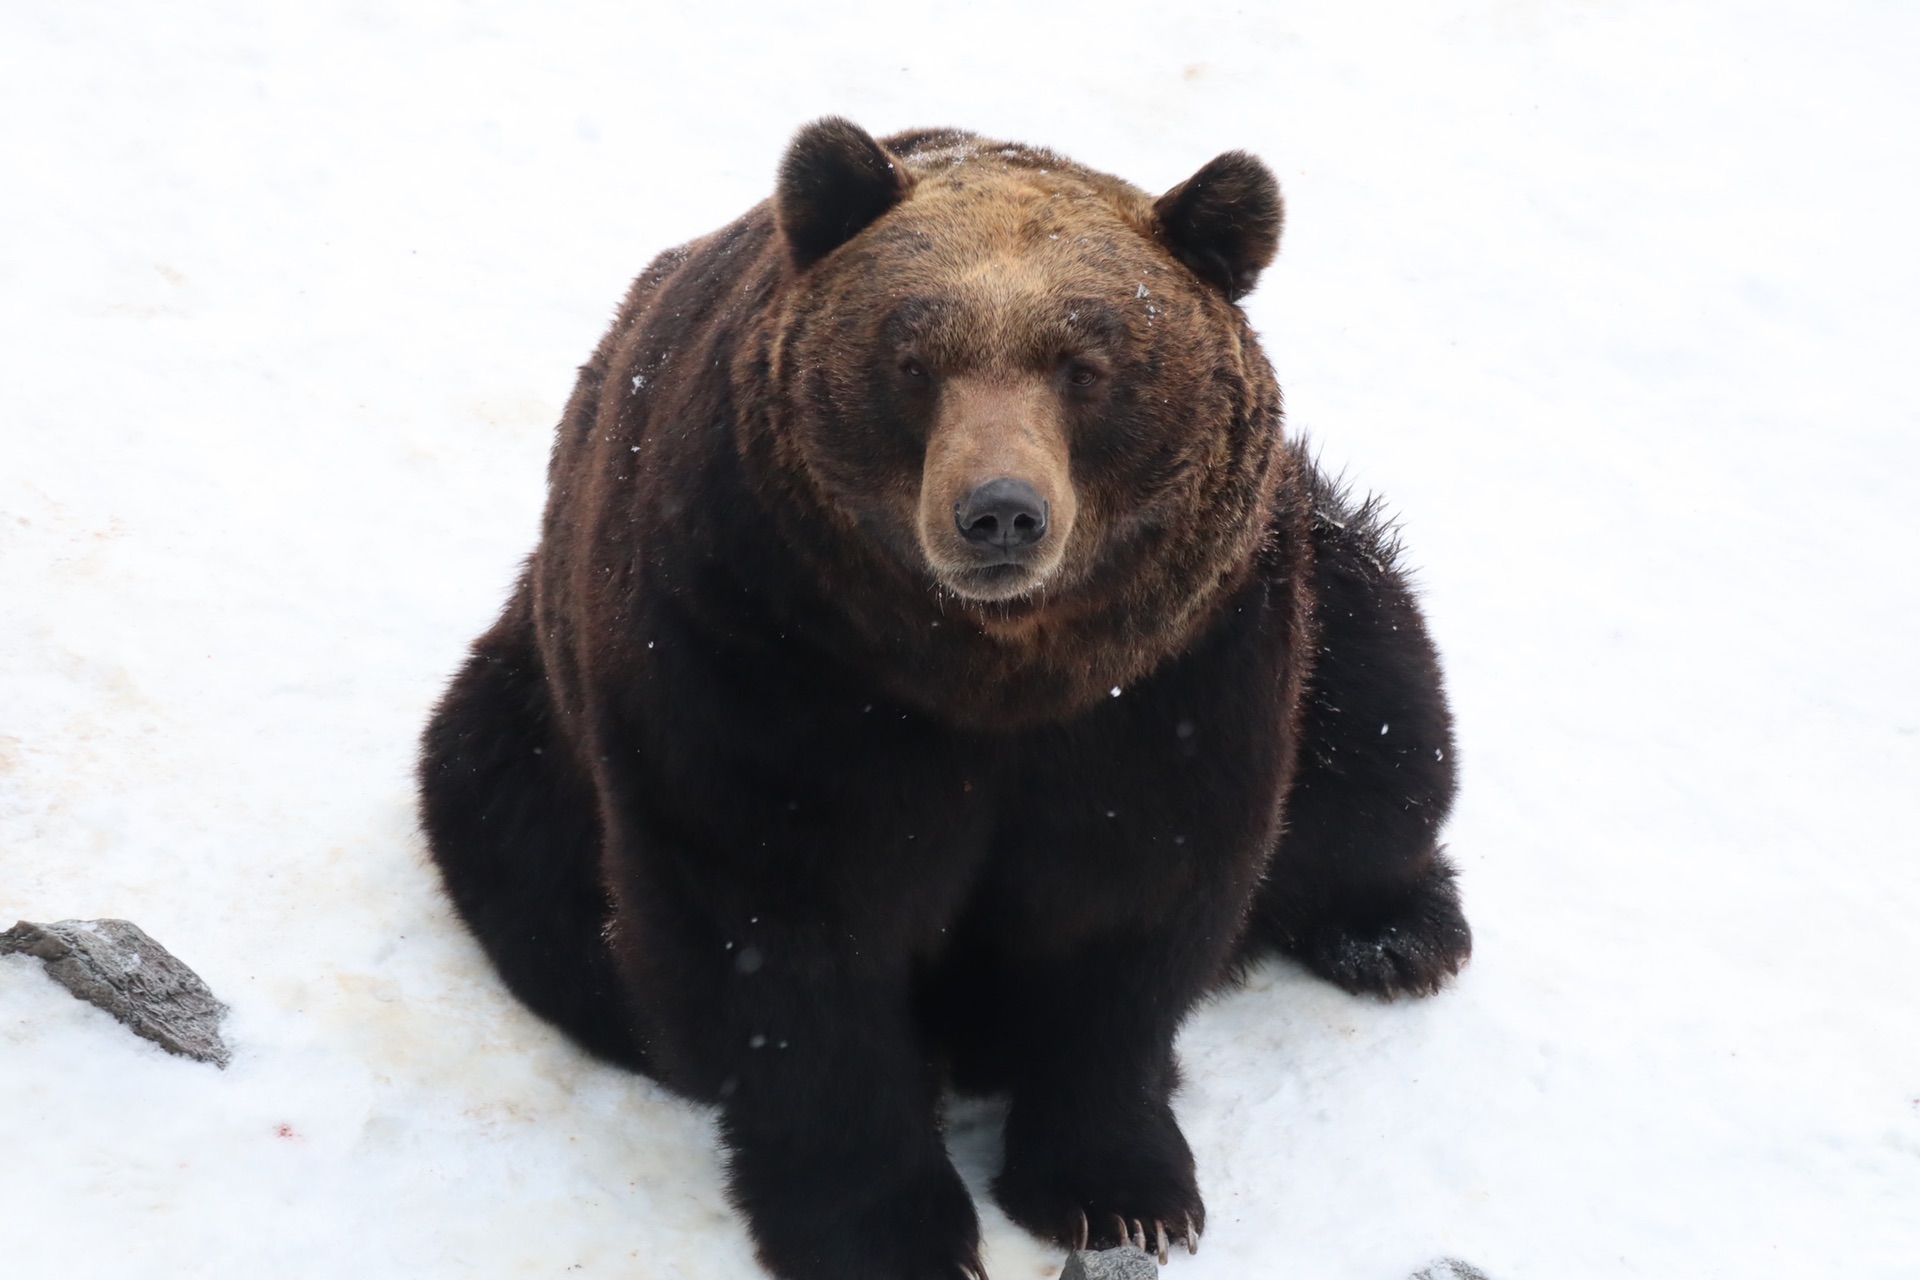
[1,919,231,1067]
[1060,1245,1159,1280]
[1412,1260,1492,1280]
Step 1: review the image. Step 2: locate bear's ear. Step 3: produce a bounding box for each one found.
[776,117,915,268]
[1152,151,1284,302]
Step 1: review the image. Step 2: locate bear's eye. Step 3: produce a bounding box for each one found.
[900,358,929,381]
[1066,363,1102,388]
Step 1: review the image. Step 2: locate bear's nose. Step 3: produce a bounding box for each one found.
[955,478,1049,555]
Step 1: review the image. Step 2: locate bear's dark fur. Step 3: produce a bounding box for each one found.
[419,120,1468,1280]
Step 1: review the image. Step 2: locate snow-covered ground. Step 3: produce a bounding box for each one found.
[4,3,1916,1276]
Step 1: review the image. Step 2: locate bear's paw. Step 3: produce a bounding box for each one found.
[1298,860,1472,999]
[992,1100,1204,1261]
[741,1151,984,1280]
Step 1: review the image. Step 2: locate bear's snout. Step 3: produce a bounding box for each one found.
[915,374,1077,602]
[954,478,1049,560]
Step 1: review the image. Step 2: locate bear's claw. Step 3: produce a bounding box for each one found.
[1089,1212,1191,1262]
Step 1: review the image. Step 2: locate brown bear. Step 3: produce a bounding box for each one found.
[419,119,1469,1280]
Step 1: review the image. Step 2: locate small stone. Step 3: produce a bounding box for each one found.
[1,919,231,1067]
[1411,1261,1492,1280]
[1061,1245,1158,1280]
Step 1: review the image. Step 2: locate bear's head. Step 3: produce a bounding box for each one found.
[753,119,1290,719]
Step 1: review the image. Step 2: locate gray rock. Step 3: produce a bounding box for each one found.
[1061,1246,1159,1280]
[2,918,231,1067]
[1412,1261,1492,1280]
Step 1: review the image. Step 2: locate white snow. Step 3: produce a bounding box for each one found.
[3,2,1917,1278]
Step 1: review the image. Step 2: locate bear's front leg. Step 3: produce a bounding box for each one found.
[592,671,997,1280]
[984,931,1211,1259]
[608,826,989,1280]
[946,626,1296,1259]
[716,969,984,1280]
